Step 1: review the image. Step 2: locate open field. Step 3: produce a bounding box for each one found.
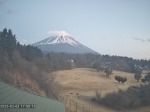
[54,68,137,96]
[53,68,149,112]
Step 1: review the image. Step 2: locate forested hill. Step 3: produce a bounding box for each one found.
[0,28,46,96]
[0,28,72,98]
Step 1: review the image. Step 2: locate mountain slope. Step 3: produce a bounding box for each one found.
[33,31,98,54]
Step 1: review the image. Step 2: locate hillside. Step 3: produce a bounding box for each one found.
[0,28,69,98]
[53,68,150,112]
[54,68,137,96]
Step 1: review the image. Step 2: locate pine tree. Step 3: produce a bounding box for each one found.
[0,28,17,58]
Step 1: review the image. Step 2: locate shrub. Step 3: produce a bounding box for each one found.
[115,76,127,84]
[141,73,150,83]
[93,83,150,110]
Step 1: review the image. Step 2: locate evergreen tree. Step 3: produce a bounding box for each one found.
[0,28,17,58]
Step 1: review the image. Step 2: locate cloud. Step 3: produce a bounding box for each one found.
[133,37,150,43]
[147,38,150,42]
[0,0,4,7]
[133,37,145,42]
[6,8,15,15]
[0,0,16,16]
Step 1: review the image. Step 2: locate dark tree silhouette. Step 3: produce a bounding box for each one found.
[115,76,127,84]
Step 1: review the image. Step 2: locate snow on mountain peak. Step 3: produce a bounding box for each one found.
[48,31,71,37]
[34,31,80,47]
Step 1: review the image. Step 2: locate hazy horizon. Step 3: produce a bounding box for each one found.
[0,0,150,59]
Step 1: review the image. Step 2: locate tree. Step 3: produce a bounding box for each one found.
[141,73,150,83]
[144,73,150,82]
[104,67,113,77]
[120,77,127,84]
[91,62,100,70]
[141,78,146,83]
[134,65,142,82]
[115,76,127,84]
[134,72,142,83]
[0,28,17,58]
[97,66,104,72]
[17,44,42,61]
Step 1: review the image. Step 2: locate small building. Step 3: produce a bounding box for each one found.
[0,79,65,112]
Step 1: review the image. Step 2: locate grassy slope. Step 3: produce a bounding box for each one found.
[53,68,150,112]
[54,68,137,95]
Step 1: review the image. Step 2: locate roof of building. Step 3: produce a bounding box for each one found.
[0,79,65,112]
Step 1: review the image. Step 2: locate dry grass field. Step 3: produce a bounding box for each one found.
[52,68,149,112]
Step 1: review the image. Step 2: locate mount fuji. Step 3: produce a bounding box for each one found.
[32,31,98,54]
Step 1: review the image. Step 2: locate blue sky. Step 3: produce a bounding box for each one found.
[0,0,150,59]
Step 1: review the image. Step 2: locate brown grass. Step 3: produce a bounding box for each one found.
[53,68,149,112]
[54,68,137,96]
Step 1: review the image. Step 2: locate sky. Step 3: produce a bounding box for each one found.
[0,0,150,59]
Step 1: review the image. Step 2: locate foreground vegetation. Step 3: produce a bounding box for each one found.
[0,28,71,98]
[92,83,150,110]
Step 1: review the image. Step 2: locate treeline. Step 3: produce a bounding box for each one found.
[0,28,44,94]
[45,52,102,69]
[34,52,150,73]
[43,53,150,73]
[90,55,150,73]
[92,83,150,110]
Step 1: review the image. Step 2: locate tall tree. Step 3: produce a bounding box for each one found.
[134,65,142,82]
[0,28,17,58]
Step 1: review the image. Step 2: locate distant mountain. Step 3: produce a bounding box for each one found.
[32,31,98,54]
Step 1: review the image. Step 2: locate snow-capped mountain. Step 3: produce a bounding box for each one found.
[32,31,98,54]
[34,31,79,46]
